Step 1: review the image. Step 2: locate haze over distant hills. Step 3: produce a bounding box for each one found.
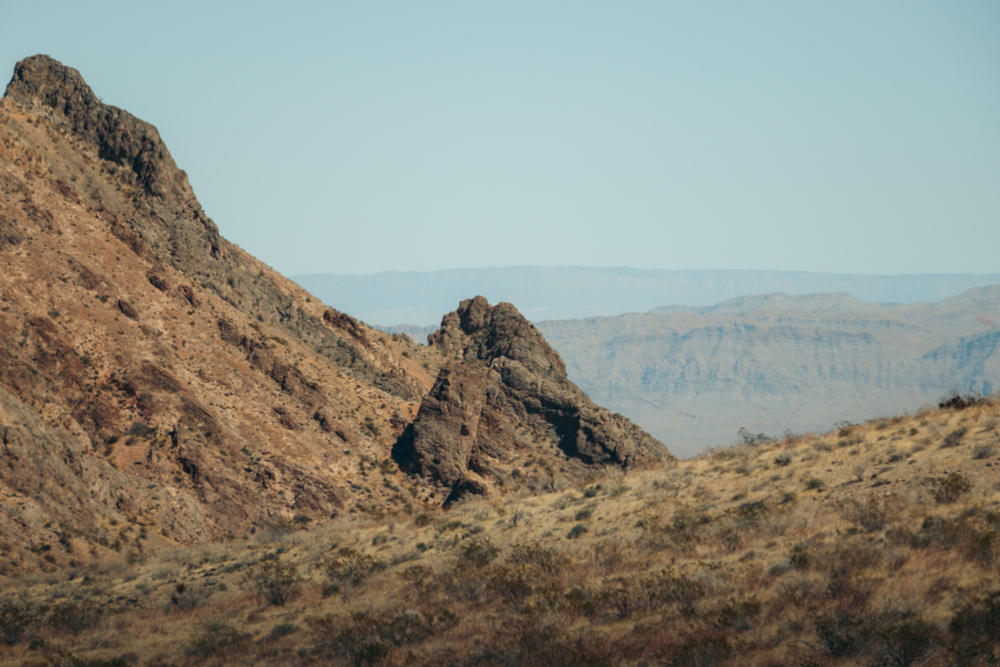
[293,267,1000,327]
[535,287,1000,457]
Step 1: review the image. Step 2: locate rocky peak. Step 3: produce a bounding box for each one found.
[429,295,566,380]
[5,54,194,206]
[396,297,671,504]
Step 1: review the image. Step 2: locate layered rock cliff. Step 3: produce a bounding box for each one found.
[537,289,1000,456]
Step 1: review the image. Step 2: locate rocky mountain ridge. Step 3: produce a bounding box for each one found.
[0,55,664,565]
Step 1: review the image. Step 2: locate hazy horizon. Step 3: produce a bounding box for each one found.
[293,266,1000,326]
[3,2,998,279]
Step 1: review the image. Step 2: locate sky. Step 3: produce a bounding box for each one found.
[2,2,999,277]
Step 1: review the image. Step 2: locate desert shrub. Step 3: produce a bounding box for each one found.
[805,477,824,490]
[486,564,539,607]
[774,452,792,467]
[311,609,439,667]
[441,536,501,601]
[507,541,570,573]
[780,577,819,608]
[597,576,646,619]
[591,540,630,575]
[738,427,774,446]
[456,535,500,569]
[822,546,880,603]
[564,585,600,617]
[665,633,733,667]
[169,582,212,610]
[942,427,968,448]
[241,558,301,605]
[940,391,990,411]
[270,622,300,637]
[567,523,588,539]
[397,564,435,591]
[476,614,614,667]
[575,507,594,521]
[972,443,994,460]
[324,550,386,593]
[963,529,998,567]
[34,653,132,667]
[841,496,893,533]
[789,543,809,570]
[932,472,972,503]
[647,569,707,619]
[710,596,761,633]
[187,621,250,657]
[909,515,997,564]
[811,600,873,658]
[47,599,101,635]
[0,599,38,645]
[837,421,857,437]
[865,609,939,667]
[948,590,1000,666]
[438,519,463,532]
[712,522,742,553]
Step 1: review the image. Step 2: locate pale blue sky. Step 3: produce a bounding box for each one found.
[3,2,998,276]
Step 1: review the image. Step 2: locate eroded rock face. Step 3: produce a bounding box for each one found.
[395,296,671,503]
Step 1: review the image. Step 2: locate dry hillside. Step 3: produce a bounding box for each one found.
[1,395,998,665]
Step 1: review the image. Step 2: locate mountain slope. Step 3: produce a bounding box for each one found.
[0,56,666,566]
[0,55,447,552]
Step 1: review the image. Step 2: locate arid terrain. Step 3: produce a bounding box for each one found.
[537,289,1000,456]
[0,55,998,666]
[2,395,998,666]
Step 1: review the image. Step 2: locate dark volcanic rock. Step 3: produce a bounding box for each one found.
[395,296,670,503]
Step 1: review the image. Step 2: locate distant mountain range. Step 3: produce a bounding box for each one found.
[534,287,1000,457]
[293,267,1000,327]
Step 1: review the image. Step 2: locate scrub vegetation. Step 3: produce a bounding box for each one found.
[2,395,999,666]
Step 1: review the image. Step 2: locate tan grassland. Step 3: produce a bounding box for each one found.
[2,396,998,666]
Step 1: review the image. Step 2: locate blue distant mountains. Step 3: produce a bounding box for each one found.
[292,267,1000,327]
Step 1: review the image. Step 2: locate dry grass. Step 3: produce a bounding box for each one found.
[2,398,999,666]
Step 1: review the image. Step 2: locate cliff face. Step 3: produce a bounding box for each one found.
[394,296,670,503]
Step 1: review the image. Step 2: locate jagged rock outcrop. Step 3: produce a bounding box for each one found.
[394,296,670,503]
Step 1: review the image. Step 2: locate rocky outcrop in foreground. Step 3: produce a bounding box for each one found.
[394,296,670,503]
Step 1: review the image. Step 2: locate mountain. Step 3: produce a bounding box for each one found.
[293,267,1000,326]
[394,297,668,503]
[535,288,1000,456]
[0,55,664,561]
[1,55,998,667]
